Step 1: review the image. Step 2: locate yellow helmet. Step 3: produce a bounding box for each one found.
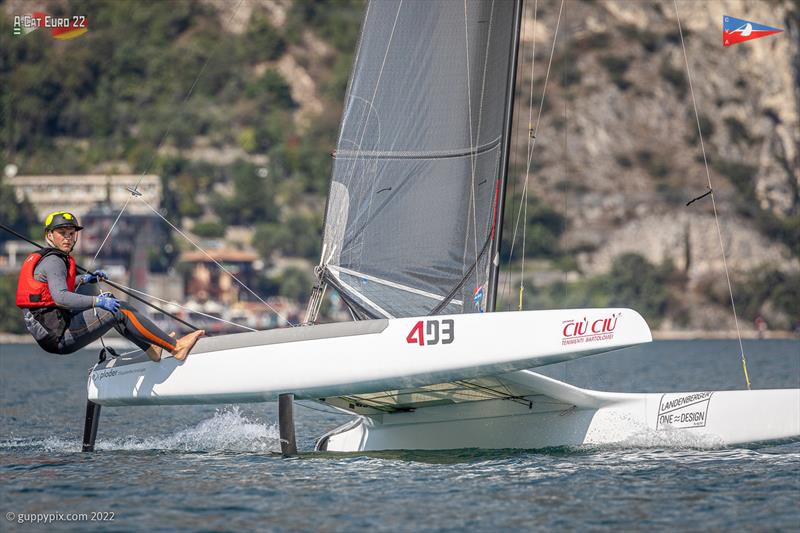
[44,211,84,233]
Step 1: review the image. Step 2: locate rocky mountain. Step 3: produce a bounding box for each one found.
[2,0,797,333]
[502,0,798,332]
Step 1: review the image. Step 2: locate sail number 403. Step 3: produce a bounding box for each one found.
[406,319,454,346]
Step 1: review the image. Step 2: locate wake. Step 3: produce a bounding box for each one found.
[1,407,281,454]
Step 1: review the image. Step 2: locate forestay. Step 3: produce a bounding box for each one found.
[321,0,519,319]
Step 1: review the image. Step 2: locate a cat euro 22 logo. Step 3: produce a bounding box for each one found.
[406,319,454,346]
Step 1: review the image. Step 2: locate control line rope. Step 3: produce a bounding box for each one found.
[111,281,257,332]
[673,0,750,390]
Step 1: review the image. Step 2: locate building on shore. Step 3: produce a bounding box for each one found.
[181,248,260,306]
[7,174,161,220]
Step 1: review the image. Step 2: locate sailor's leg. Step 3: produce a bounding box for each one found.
[114,301,177,354]
[58,308,131,354]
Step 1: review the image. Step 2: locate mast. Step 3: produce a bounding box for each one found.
[486,0,524,313]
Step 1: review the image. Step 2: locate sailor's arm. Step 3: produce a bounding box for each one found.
[36,255,96,310]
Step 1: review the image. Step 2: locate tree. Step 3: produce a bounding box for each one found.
[277,267,310,302]
[0,177,38,242]
[252,212,322,262]
[0,274,26,333]
[214,160,278,226]
[606,253,673,320]
[501,194,566,261]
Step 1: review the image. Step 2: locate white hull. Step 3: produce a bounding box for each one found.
[88,309,650,406]
[318,371,800,451]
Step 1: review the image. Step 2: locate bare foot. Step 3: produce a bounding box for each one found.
[145,345,161,362]
[172,330,205,361]
[146,332,176,362]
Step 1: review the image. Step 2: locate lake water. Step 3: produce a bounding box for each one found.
[1,340,798,531]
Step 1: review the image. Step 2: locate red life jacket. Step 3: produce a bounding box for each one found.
[16,249,77,309]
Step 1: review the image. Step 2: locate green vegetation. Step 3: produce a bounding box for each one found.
[0,274,26,334]
[599,55,632,90]
[723,116,754,144]
[553,53,582,87]
[712,159,799,251]
[572,32,612,51]
[686,112,715,144]
[0,2,795,332]
[0,1,364,305]
[700,269,799,331]
[243,13,287,62]
[252,212,322,262]
[213,161,279,226]
[635,149,671,179]
[619,24,660,53]
[277,267,312,302]
[501,194,566,262]
[0,177,38,242]
[659,60,687,98]
[285,0,365,52]
[192,221,226,238]
[524,254,686,328]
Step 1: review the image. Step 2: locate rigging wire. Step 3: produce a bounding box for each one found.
[501,0,564,309]
[110,281,257,332]
[504,1,530,311]
[673,0,751,390]
[520,0,539,310]
[134,194,295,326]
[92,195,132,265]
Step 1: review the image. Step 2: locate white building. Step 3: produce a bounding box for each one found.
[7,174,161,219]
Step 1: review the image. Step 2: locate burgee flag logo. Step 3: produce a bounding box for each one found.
[723,15,782,47]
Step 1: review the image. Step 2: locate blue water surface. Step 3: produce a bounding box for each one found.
[1,340,798,531]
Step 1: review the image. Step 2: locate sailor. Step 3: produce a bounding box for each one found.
[16,211,204,361]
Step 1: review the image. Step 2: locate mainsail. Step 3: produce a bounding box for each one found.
[320,0,522,319]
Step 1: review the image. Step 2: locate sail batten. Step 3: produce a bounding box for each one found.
[321,0,519,319]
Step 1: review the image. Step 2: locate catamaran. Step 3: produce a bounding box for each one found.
[85,0,799,452]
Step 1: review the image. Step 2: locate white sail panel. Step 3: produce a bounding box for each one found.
[321,0,518,318]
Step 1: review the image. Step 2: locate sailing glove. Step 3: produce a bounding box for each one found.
[95,294,120,315]
[80,270,108,284]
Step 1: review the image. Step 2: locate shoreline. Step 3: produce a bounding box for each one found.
[651,330,797,340]
[1,330,797,346]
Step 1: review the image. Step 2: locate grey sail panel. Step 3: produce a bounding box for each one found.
[322,0,518,318]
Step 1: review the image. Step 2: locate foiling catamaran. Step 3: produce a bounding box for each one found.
[85,0,799,453]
